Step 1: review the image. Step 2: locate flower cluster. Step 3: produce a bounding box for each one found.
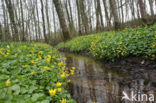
[57,24,156,61]
[0,42,76,103]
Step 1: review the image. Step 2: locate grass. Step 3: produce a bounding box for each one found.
[0,42,76,103]
[57,24,156,61]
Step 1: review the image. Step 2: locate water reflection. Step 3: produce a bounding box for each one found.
[61,53,156,103]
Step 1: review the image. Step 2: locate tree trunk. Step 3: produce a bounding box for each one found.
[95,0,100,32]
[5,0,19,41]
[76,0,82,35]
[36,2,41,41]
[46,0,51,39]
[148,0,154,16]
[103,0,111,29]
[97,0,104,29]
[53,0,70,41]
[79,0,89,34]
[138,0,147,23]
[109,0,120,30]
[20,0,25,41]
[40,0,48,43]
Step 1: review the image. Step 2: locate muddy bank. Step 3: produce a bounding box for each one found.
[58,48,156,70]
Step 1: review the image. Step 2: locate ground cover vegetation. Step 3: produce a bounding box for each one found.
[0,42,76,103]
[57,24,156,61]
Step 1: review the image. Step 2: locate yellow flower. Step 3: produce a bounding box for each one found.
[35,58,39,61]
[61,72,66,78]
[0,50,4,55]
[119,42,123,45]
[58,62,63,67]
[72,67,76,70]
[15,53,18,56]
[51,65,55,68]
[6,52,10,55]
[31,72,34,75]
[44,66,50,70]
[6,79,11,86]
[70,70,74,75]
[152,54,155,58]
[27,54,32,57]
[56,82,62,87]
[63,58,67,60]
[67,80,71,83]
[57,58,61,61]
[57,88,62,92]
[25,64,28,68]
[49,89,56,96]
[45,55,51,62]
[152,44,156,47]
[18,49,21,53]
[121,52,124,56]
[38,51,43,54]
[31,60,34,64]
[61,99,67,103]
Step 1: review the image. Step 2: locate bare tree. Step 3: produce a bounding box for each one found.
[5,0,19,41]
[40,0,48,43]
[109,0,121,30]
[53,0,70,41]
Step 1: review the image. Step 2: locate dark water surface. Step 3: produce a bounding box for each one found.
[61,53,156,103]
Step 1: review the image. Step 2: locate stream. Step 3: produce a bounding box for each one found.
[61,52,156,103]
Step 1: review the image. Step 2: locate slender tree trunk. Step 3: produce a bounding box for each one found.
[138,0,147,23]
[53,0,70,41]
[95,0,100,32]
[103,0,111,29]
[120,0,124,23]
[40,0,48,43]
[36,2,41,41]
[0,23,2,41]
[5,0,19,41]
[79,0,89,34]
[76,0,82,35]
[46,0,51,39]
[148,0,154,16]
[51,2,56,38]
[97,0,104,29]
[109,0,120,30]
[20,0,25,41]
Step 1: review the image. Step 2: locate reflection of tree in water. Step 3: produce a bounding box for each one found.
[63,53,156,103]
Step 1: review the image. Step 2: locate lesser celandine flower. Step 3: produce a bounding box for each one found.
[57,88,62,92]
[56,82,62,87]
[119,42,123,45]
[152,54,155,58]
[63,57,67,60]
[61,72,66,78]
[51,65,55,68]
[61,98,67,103]
[25,64,28,68]
[44,66,50,70]
[6,79,11,86]
[31,60,34,64]
[72,67,76,70]
[67,80,71,83]
[31,72,34,75]
[70,70,74,75]
[49,89,56,96]
[38,51,43,54]
[58,62,63,67]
